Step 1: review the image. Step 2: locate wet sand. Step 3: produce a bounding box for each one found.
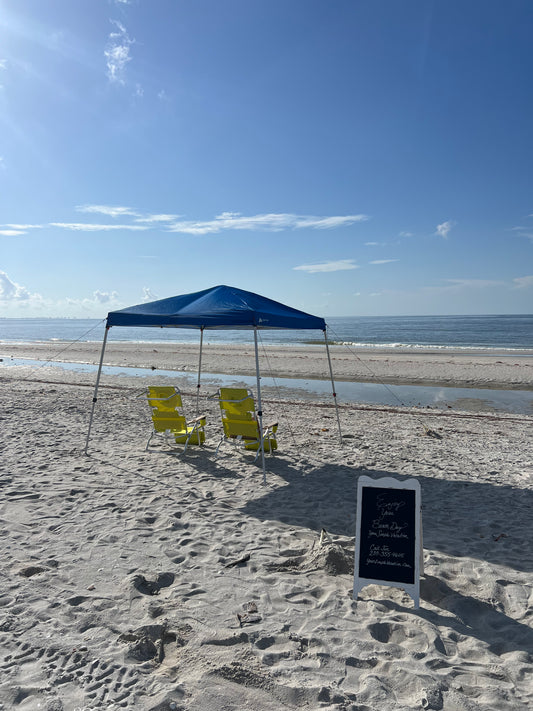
[1,340,532,390]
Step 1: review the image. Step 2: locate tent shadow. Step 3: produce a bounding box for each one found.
[244,459,533,657]
[241,460,533,573]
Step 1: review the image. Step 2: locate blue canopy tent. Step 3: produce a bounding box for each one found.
[84,285,341,479]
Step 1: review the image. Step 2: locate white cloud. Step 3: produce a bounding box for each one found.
[435,220,455,238]
[1,223,44,235]
[365,241,379,246]
[399,231,414,237]
[68,208,369,234]
[0,60,6,70]
[443,278,504,289]
[4,207,368,238]
[293,259,360,274]
[50,222,148,231]
[513,275,533,289]
[65,291,121,310]
[166,212,369,235]
[76,204,140,218]
[510,224,533,242]
[135,213,180,223]
[3,223,43,229]
[93,290,119,303]
[369,259,399,265]
[105,20,133,84]
[142,287,158,302]
[0,271,35,301]
[0,275,121,316]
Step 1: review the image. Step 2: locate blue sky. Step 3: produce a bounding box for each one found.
[1,0,532,318]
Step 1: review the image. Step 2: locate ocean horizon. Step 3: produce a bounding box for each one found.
[0,314,532,352]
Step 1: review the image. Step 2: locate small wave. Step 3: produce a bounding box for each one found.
[326,341,531,352]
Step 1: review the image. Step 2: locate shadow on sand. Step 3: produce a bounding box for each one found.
[241,456,533,656]
[240,457,533,574]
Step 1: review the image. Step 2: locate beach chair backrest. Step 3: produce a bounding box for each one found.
[215,387,277,457]
[218,388,256,421]
[147,386,183,412]
[147,387,186,431]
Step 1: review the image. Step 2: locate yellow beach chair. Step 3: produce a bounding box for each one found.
[215,388,277,459]
[146,386,206,452]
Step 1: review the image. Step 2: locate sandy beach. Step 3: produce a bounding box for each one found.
[1,349,532,710]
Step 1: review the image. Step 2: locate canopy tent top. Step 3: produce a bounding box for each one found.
[106,284,326,331]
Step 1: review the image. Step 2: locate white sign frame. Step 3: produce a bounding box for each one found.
[353,476,422,608]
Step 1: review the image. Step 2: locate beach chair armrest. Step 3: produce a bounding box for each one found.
[189,415,207,425]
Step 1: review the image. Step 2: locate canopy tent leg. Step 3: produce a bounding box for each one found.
[84,325,110,455]
[254,328,267,485]
[196,327,204,416]
[324,329,343,445]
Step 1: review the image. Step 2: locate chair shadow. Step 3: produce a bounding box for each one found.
[85,444,242,499]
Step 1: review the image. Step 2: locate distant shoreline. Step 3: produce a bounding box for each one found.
[1,341,532,391]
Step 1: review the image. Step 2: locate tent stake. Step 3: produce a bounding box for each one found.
[324,330,343,445]
[84,325,110,455]
[254,328,266,485]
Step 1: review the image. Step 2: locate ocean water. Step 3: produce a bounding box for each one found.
[0,314,532,351]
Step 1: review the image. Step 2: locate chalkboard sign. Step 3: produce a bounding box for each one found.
[353,476,422,608]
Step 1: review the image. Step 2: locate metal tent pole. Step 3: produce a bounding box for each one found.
[84,325,110,455]
[196,327,204,415]
[254,328,267,485]
[324,329,343,445]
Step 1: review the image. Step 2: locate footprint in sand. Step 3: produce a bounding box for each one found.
[131,571,175,595]
[1,638,143,708]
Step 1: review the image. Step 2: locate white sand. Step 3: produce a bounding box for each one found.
[1,353,532,710]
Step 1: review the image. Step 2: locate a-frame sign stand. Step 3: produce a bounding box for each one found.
[353,476,423,608]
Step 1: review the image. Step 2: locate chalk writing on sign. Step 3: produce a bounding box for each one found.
[358,486,416,585]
